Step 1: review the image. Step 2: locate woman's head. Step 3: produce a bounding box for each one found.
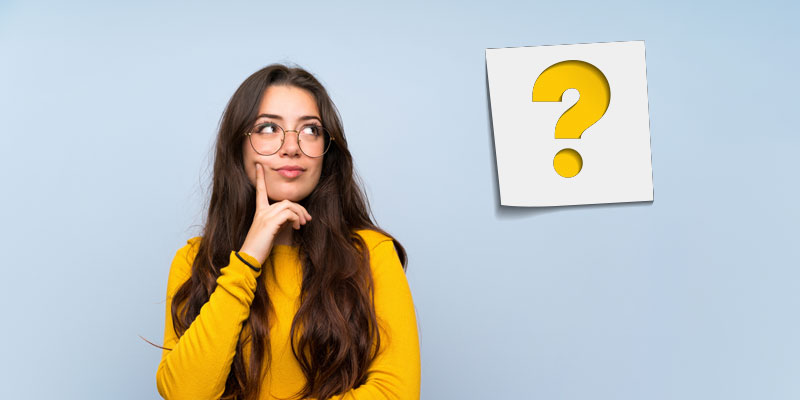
[242,84,325,203]
[168,63,407,400]
[208,64,348,209]
[230,65,345,204]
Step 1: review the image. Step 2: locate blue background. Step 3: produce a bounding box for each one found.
[1,1,797,398]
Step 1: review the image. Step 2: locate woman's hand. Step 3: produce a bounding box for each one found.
[239,163,312,266]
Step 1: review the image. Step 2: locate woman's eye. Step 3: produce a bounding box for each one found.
[258,123,278,134]
[301,126,320,135]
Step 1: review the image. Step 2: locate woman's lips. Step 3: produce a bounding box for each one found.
[277,169,303,178]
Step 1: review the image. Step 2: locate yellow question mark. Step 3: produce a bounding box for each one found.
[532,60,610,178]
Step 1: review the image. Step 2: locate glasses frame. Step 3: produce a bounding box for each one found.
[244,121,335,158]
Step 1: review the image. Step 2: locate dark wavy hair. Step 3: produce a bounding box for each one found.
[156,64,407,400]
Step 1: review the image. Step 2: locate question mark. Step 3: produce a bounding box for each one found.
[532,60,610,178]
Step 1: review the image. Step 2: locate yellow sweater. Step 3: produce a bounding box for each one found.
[156,229,420,400]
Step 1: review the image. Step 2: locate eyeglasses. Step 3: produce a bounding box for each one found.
[244,121,335,158]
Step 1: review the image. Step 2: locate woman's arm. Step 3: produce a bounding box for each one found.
[156,240,263,400]
[323,239,422,400]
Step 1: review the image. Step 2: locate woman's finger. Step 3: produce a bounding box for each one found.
[255,163,270,209]
[287,202,311,224]
[275,200,307,225]
[280,209,301,230]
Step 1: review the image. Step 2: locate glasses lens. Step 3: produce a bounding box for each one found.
[249,122,284,155]
[298,125,331,158]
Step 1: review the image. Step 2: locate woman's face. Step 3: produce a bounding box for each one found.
[242,84,324,203]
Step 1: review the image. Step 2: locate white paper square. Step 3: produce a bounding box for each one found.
[486,41,654,207]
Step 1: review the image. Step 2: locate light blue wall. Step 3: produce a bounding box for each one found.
[1,1,797,398]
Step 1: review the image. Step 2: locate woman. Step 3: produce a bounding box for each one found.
[155,64,420,400]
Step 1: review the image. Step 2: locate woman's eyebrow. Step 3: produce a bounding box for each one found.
[256,113,321,122]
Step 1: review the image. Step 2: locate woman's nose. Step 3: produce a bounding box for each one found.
[280,130,301,155]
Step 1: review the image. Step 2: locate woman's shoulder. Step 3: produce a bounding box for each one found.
[353,228,393,251]
[165,236,203,293]
[172,236,203,270]
[179,236,203,257]
[353,229,405,278]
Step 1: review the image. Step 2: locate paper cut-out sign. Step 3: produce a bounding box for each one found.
[486,41,653,207]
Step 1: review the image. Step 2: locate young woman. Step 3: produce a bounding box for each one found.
[155,64,420,400]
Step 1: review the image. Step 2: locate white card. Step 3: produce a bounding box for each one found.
[486,41,654,207]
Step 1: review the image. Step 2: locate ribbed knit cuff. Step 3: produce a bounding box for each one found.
[235,251,262,272]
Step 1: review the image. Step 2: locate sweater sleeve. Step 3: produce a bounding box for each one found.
[156,242,263,400]
[323,239,421,400]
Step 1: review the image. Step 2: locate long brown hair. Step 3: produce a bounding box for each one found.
[168,64,407,400]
